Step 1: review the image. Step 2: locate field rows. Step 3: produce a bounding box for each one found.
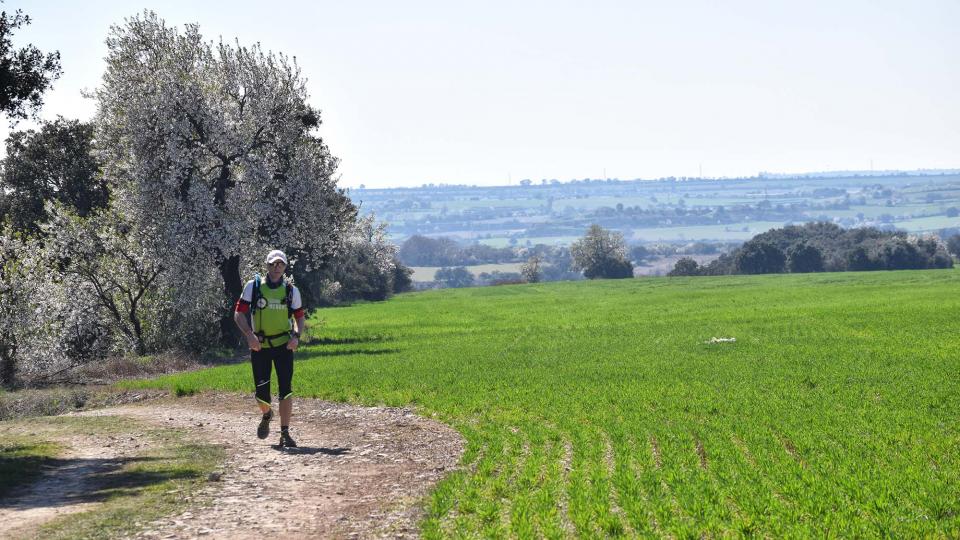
[134,270,960,537]
[422,410,957,537]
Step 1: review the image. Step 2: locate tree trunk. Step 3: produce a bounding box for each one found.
[0,342,16,389]
[129,305,147,356]
[219,254,243,347]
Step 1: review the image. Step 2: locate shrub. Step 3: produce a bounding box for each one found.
[734,241,786,274]
[668,257,701,277]
[521,255,543,283]
[435,267,475,288]
[944,234,960,259]
[787,244,824,273]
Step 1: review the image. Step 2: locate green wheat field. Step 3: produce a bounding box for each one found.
[128,270,960,537]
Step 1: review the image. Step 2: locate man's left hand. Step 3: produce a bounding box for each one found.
[287,337,299,351]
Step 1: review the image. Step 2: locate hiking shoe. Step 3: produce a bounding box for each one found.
[257,410,273,439]
[279,431,297,448]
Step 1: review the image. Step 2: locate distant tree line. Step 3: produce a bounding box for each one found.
[400,234,583,285]
[418,224,634,288]
[399,235,517,266]
[669,222,953,276]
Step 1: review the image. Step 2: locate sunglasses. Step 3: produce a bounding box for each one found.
[269,261,286,268]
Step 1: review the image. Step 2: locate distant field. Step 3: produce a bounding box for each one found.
[134,271,960,537]
[477,236,581,248]
[368,174,960,247]
[893,215,960,232]
[470,223,794,247]
[440,198,544,211]
[410,263,525,282]
[630,221,787,241]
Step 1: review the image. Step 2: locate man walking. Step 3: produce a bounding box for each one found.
[234,249,306,448]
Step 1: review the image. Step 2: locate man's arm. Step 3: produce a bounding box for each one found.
[288,315,306,351]
[234,310,251,335]
[234,284,261,351]
[234,311,261,351]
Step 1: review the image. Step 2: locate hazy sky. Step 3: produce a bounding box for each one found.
[5,0,959,188]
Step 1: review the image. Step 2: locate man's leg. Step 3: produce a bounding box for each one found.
[279,397,293,426]
[251,348,274,438]
[275,348,296,447]
[251,348,274,410]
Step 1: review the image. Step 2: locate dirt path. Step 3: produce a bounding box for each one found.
[0,433,146,539]
[2,393,464,539]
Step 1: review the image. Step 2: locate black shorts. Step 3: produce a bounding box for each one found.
[251,345,294,405]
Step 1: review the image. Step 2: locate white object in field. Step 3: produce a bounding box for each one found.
[705,337,736,344]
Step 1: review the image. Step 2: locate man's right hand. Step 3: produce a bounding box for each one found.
[246,333,262,351]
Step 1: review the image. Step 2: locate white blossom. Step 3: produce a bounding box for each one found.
[93,12,351,340]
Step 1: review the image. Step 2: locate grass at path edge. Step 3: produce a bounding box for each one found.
[0,415,224,540]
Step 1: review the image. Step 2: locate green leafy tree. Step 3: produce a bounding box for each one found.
[876,238,925,270]
[314,215,409,303]
[434,266,475,288]
[668,257,700,276]
[0,118,107,234]
[787,243,824,273]
[846,246,877,271]
[392,261,414,293]
[910,236,952,269]
[629,245,652,264]
[478,271,523,286]
[570,224,633,279]
[0,6,62,122]
[734,241,786,274]
[398,235,460,266]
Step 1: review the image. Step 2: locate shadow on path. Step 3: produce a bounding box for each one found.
[0,454,197,511]
[270,446,351,456]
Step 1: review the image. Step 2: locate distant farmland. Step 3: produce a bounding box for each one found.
[136,270,960,537]
[409,263,525,282]
[353,172,960,247]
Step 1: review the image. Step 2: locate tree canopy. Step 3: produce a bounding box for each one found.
[93,12,354,342]
[0,118,107,234]
[435,266,475,288]
[0,6,62,122]
[676,222,953,276]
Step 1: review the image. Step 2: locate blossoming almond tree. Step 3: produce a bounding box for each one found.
[0,233,29,385]
[93,12,353,344]
[42,204,162,356]
[0,222,115,385]
[570,224,634,279]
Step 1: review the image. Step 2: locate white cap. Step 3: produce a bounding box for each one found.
[265,249,288,265]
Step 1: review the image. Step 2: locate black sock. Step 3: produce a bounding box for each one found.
[262,411,271,419]
[281,425,289,433]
